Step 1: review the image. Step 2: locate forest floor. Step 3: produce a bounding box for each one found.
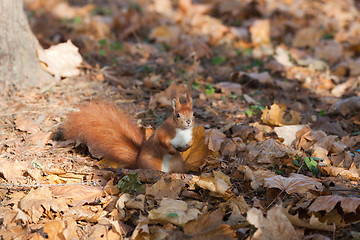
[1,0,360,239]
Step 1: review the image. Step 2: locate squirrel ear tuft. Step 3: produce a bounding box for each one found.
[186,90,192,106]
[172,98,177,110]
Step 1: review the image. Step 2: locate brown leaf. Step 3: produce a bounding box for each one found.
[43,220,66,240]
[264,173,323,195]
[183,125,214,172]
[146,177,185,199]
[283,209,333,231]
[329,96,360,116]
[261,103,301,126]
[15,116,41,134]
[184,209,235,240]
[50,185,102,206]
[293,27,322,48]
[196,171,232,198]
[206,128,226,152]
[214,82,243,96]
[149,83,187,109]
[19,187,68,223]
[0,158,27,182]
[309,195,360,213]
[29,131,52,148]
[247,205,300,240]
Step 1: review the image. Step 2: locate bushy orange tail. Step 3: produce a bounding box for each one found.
[63,101,144,168]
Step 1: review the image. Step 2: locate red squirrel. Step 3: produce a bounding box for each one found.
[63,92,194,173]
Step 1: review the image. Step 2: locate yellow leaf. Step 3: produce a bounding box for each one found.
[261,103,301,126]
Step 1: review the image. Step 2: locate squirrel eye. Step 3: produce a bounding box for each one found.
[193,112,195,116]
[177,113,180,118]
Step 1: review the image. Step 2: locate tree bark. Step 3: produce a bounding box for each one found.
[0,0,53,95]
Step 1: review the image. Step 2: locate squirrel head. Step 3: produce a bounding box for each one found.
[171,90,194,129]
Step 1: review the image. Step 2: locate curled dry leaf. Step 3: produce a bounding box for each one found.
[148,198,201,226]
[264,173,323,195]
[146,177,185,199]
[206,128,226,152]
[184,209,236,240]
[37,40,82,79]
[214,82,243,96]
[320,166,359,180]
[309,195,360,213]
[261,103,301,126]
[196,171,232,198]
[173,38,213,59]
[274,125,307,146]
[183,125,215,172]
[247,205,300,240]
[19,187,68,223]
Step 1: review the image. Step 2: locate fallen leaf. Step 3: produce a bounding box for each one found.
[149,25,180,46]
[43,220,66,240]
[274,125,307,146]
[37,40,82,79]
[264,173,323,195]
[247,205,300,240]
[250,19,270,46]
[183,125,214,172]
[283,209,333,231]
[15,116,41,134]
[206,129,226,152]
[261,103,301,126]
[274,46,293,67]
[19,187,69,223]
[0,158,27,182]
[196,170,232,198]
[293,27,322,48]
[184,209,235,240]
[50,185,102,206]
[214,82,243,95]
[148,198,201,226]
[329,96,360,116]
[309,195,360,213]
[146,177,185,199]
[149,83,187,109]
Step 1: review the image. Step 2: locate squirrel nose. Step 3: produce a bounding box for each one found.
[186,119,191,125]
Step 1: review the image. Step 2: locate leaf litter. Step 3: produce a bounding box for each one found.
[1,0,360,239]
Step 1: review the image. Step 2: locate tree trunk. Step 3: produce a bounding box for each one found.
[0,0,53,95]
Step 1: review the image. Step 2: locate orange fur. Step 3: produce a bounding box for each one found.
[63,101,144,169]
[63,92,194,173]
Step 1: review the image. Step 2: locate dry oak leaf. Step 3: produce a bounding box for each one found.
[282,208,333,232]
[50,184,102,207]
[148,198,201,226]
[131,222,150,240]
[206,128,227,152]
[63,206,103,222]
[309,195,360,213]
[0,158,27,182]
[264,173,323,195]
[228,195,251,215]
[319,166,359,181]
[247,205,300,240]
[146,177,185,199]
[2,208,29,227]
[196,170,232,198]
[183,125,215,172]
[261,103,301,126]
[184,209,235,240]
[240,139,298,167]
[43,220,66,240]
[19,187,68,223]
[37,40,82,79]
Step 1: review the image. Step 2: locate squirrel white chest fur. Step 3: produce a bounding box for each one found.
[170,128,193,149]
